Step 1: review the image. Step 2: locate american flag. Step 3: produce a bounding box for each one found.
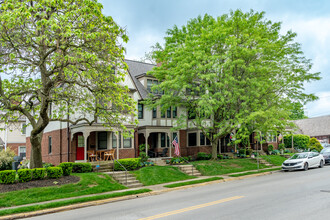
[172,136,180,156]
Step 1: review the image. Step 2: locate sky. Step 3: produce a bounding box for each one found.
[100,0,330,118]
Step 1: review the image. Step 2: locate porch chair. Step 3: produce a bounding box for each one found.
[87,150,97,162]
[159,148,168,157]
[104,149,115,161]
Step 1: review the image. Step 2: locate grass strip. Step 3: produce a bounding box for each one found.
[261,155,287,166]
[192,159,269,176]
[163,177,223,188]
[0,189,151,217]
[130,166,196,186]
[0,173,127,208]
[228,168,281,177]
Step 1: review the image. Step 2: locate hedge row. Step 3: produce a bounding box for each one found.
[114,158,141,171]
[0,162,92,184]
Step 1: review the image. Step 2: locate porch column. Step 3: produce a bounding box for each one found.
[116,133,119,160]
[83,131,90,162]
[168,132,172,157]
[145,132,150,154]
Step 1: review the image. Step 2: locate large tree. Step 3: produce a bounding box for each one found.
[0,0,136,168]
[148,10,320,159]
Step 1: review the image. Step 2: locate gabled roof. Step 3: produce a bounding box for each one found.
[294,115,330,136]
[125,59,156,100]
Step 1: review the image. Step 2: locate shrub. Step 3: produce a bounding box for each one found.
[17,169,32,183]
[217,154,223,160]
[0,170,16,184]
[43,162,54,168]
[238,149,246,157]
[246,148,252,155]
[170,157,185,164]
[267,145,274,154]
[183,156,192,162]
[32,168,46,180]
[46,167,63,179]
[114,158,141,171]
[141,161,154,167]
[0,149,15,171]
[138,144,149,163]
[284,134,309,150]
[72,163,92,173]
[284,149,291,153]
[308,138,323,152]
[252,152,259,157]
[272,150,280,155]
[58,162,73,176]
[197,152,212,160]
[278,143,285,151]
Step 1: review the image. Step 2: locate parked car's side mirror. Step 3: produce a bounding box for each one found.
[308,156,313,159]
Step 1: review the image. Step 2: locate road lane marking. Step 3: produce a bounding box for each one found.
[138,195,244,220]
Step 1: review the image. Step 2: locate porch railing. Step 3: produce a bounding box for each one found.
[113,159,127,186]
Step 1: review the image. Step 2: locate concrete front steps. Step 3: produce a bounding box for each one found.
[149,158,170,166]
[90,161,114,172]
[107,171,144,188]
[251,157,273,167]
[174,164,202,177]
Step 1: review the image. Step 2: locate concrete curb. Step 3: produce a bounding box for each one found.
[0,170,278,219]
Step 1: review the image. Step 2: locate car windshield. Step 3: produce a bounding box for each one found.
[321,148,330,154]
[290,153,308,159]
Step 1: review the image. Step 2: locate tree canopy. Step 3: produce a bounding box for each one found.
[0,0,135,168]
[289,102,308,120]
[148,10,320,158]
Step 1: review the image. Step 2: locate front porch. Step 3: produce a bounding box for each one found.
[70,123,135,162]
[137,126,177,158]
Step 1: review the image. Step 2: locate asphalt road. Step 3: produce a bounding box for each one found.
[27,166,330,220]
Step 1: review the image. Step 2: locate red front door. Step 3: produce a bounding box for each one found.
[76,134,84,160]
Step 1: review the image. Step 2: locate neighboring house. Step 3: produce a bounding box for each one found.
[26,60,236,165]
[0,118,26,158]
[294,115,330,143]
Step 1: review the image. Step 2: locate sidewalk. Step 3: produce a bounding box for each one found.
[0,167,281,219]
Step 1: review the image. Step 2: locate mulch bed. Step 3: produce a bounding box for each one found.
[0,175,80,193]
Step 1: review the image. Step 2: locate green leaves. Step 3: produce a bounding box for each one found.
[0,0,134,167]
[148,10,320,158]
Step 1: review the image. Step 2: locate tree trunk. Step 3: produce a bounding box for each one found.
[30,132,43,168]
[211,140,217,159]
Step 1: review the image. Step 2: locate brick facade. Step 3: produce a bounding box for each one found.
[26,128,70,165]
[7,143,25,155]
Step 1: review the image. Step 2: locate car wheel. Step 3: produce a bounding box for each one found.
[319,160,324,168]
[304,162,308,171]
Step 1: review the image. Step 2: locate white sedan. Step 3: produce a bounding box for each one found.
[282,152,324,171]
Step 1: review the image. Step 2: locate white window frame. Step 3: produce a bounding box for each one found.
[19,146,26,158]
[21,123,26,135]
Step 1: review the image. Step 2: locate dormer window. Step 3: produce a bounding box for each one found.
[147,79,163,95]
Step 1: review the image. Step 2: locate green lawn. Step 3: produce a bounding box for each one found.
[0,189,151,217]
[191,159,269,176]
[0,173,126,208]
[261,155,287,166]
[130,166,196,186]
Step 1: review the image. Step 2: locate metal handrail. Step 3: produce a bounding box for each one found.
[179,156,194,176]
[113,159,128,185]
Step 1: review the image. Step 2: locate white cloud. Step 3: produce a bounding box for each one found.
[125,30,164,61]
[306,91,330,118]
